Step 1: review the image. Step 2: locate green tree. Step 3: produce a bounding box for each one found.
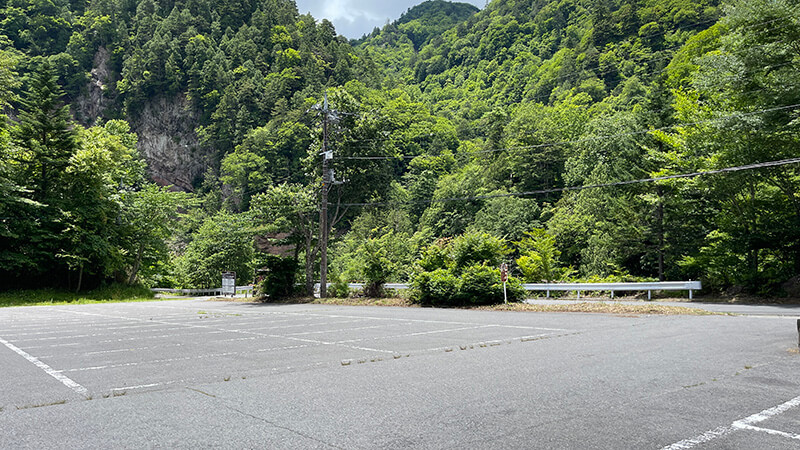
[176,212,255,288]
[14,60,78,204]
[656,0,800,292]
[120,183,190,285]
[516,229,572,283]
[250,183,318,295]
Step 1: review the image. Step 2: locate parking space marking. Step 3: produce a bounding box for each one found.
[60,343,314,372]
[332,325,518,344]
[54,308,397,357]
[5,304,581,394]
[733,424,800,440]
[21,330,228,350]
[0,336,89,397]
[662,394,800,449]
[134,303,571,331]
[1,322,171,338]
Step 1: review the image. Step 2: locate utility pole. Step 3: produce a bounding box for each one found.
[319,92,331,298]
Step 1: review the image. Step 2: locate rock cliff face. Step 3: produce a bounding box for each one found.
[132,95,207,191]
[76,48,211,192]
[74,47,113,125]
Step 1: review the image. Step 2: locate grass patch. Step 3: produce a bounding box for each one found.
[482,302,719,315]
[0,284,158,308]
[254,297,714,315]
[308,297,415,307]
[255,296,416,307]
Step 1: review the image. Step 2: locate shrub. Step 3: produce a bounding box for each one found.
[451,231,507,273]
[258,255,297,299]
[332,229,413,297]
[456,264,526,305]
[515,229,573,282]
[411,264,526,307]
[410,268,459,306]
[362,238,392,297]
[417,239,453,272]
[328,270,351,298]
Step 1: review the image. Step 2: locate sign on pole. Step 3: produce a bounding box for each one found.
[222,271,236,297]
[500,263,509,304]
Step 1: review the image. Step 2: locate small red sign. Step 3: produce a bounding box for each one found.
[500,263,508,282]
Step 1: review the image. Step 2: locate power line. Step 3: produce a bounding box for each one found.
[334,157,800,207]
[337,102,800,161]
[466,102,800,155]
[339,83,798,161]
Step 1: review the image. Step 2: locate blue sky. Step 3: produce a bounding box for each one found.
[295,0,486,39]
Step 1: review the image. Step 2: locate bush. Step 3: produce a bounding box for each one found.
[457,264,526,306]
[410,268,459,306]
[362,238,392,297]
[410,232,525,307]
[258,255,297,299]
[410,265,526,307]
[456,264,504,305]
[417,239,453,272]
[451,231,508,273]
[328,270,351,298]
[331,228,413,298]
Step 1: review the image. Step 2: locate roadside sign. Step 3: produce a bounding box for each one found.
[500,263,508,304]
[222,271,236,297]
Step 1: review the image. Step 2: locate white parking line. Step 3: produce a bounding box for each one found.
[60,343,313,372]
[732,424,800,440]
[54,308,396,356]
[662,394,800,449]
[135,303,571,330]
[0,336,89,398]
[333,325,496,344]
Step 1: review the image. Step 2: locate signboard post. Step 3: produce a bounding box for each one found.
[222,271,236,297]
[500,263,508,304]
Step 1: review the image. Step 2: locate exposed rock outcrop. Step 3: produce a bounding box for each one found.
[74,47,113,125]
[76,48,211,191]
[131,95,207,192]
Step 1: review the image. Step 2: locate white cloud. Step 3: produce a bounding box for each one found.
[295,0,485,39]
[319,0,381,24]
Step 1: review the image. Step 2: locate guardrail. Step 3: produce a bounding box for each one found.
[157,281,701,300]
[151,286,254,297]
[521,281,702,300]
[326,281,702,300]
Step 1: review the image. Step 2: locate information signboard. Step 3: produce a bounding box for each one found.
[222,271,236,297]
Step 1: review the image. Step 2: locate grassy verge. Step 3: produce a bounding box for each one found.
[0,284,157,308]
[253,297,415,307]
[253,297,716,315]
[483,302,720,315]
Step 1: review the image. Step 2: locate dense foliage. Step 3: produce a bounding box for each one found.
[1,0,798,299]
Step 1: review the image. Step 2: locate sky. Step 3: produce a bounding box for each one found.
[294,0,486,40]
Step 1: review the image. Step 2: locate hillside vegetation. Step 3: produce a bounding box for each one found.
[0,0,798,299]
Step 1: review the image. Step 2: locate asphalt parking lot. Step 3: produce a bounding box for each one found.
[1,299,798,448]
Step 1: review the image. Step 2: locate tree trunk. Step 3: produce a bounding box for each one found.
[128,242,145,285]
[304,236,317,296]
[75,264,83,293]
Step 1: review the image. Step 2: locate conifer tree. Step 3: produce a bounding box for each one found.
[14,60,77,205]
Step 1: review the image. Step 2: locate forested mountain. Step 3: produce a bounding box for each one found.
[0,0,798,299]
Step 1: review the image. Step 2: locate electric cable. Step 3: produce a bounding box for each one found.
[334,157,800,207]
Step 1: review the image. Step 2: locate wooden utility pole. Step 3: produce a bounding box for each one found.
[319,92,330,298]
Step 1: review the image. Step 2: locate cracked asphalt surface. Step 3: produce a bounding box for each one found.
[0,299,798,448]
